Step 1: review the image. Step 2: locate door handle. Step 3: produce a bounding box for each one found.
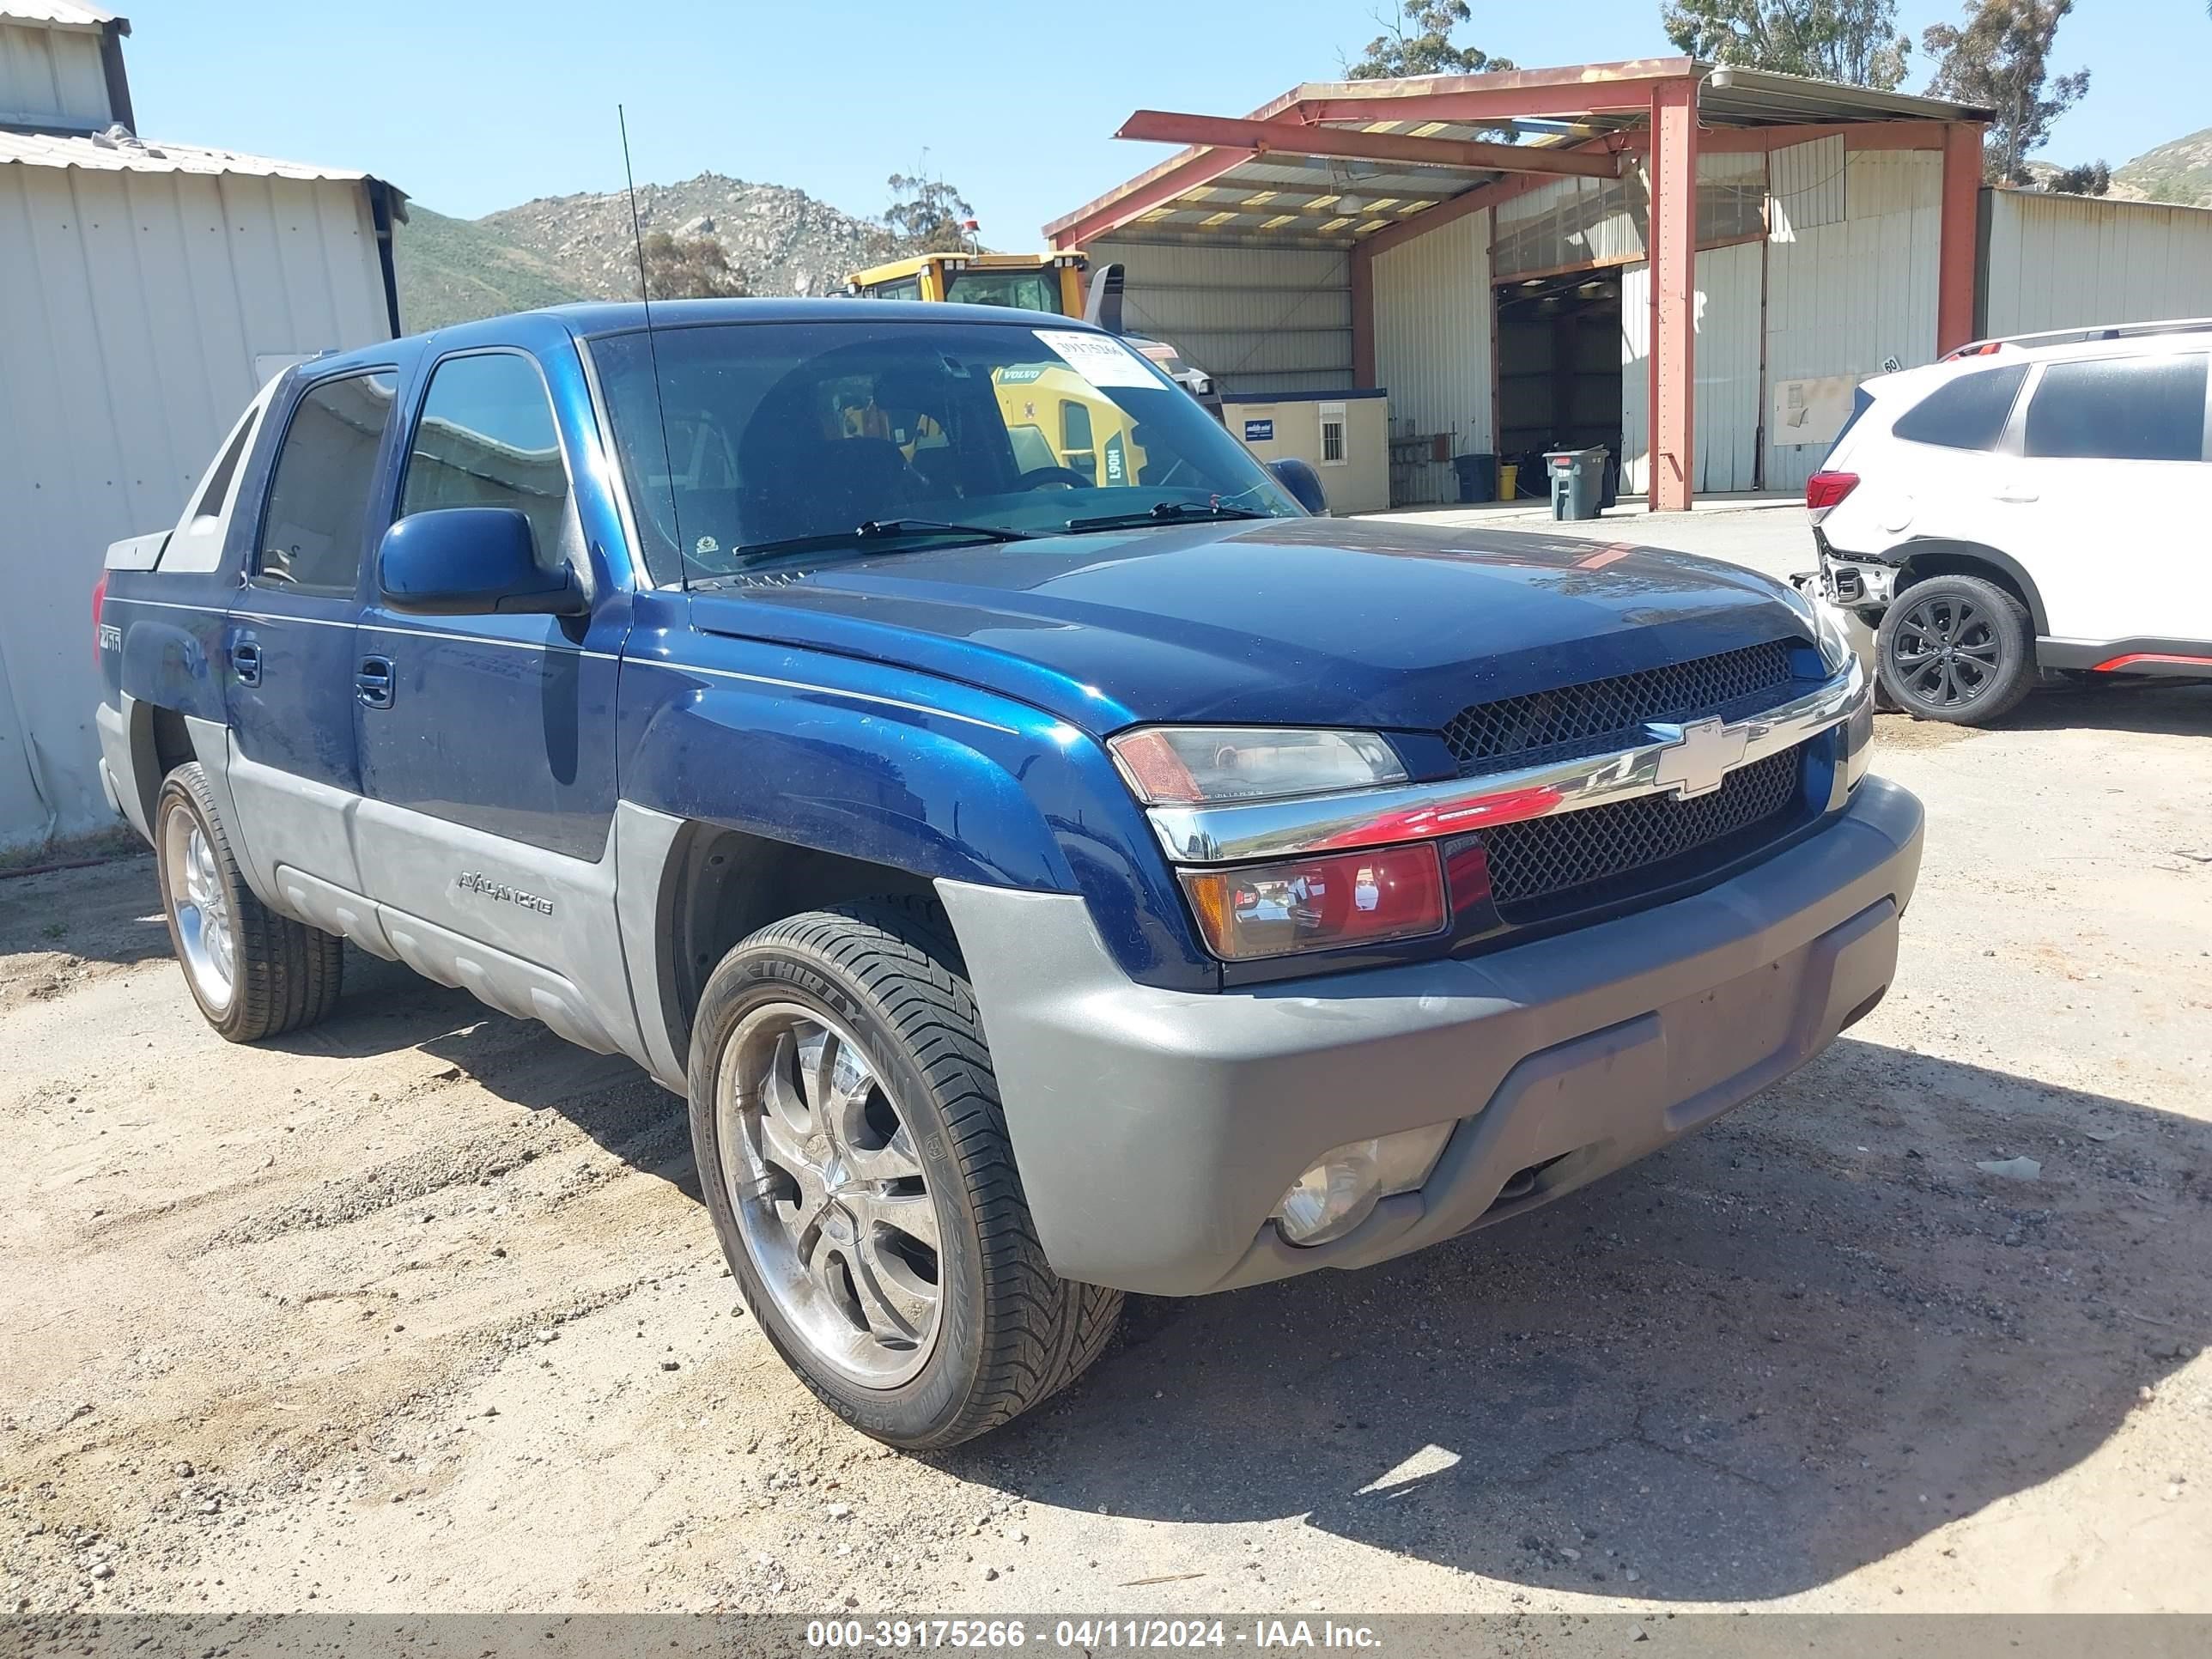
[1996,481,2039,503]
[356,655,395,709]
[231,639,262,687]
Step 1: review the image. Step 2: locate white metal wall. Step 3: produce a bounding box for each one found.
[1090,238,1352,396]
[1983,190,2212,338]
[1371,208,1492,468]
[0,20,108,128]
[1765,150,1942,492]
[0,162,392,847]
[1620,237,1765,497]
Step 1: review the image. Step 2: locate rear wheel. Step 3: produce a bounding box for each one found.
[154,763,343,1042]
[1875,574,2036,726]
[688,897,1121,1449]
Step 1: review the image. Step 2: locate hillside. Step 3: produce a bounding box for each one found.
[2111,126,2212,209]
[483,173,896,305]
[392,173,901,331]
[391,205,592,333]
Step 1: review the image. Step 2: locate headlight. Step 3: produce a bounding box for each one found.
[1180,843,1448,960]
[1108,726,1407,805]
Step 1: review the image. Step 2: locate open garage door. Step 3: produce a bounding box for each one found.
[1621,240,1764,497]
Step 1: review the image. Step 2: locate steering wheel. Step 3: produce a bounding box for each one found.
[1016,465,1095,490]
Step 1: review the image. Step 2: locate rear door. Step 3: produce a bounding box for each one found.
[1996,349,2212,642]
[225,368,398,888]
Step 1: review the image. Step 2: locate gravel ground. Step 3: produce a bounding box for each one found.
[3,611,2208,1616]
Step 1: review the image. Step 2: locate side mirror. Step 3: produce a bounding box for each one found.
[1267,458,1328,516]
[376,507,585,617]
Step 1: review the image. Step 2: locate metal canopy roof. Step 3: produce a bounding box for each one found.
[1048,58,1992,252]
[0,127,374,183]
[0,3,125,28]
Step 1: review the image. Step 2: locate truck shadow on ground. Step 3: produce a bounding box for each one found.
[952,1036,2208,1603]
[2006,681,2212,737]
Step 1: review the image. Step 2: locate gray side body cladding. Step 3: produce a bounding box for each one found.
[188,714,690,1090]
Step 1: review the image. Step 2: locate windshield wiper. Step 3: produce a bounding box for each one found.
[1062,500,1273,534]
[726,519,1040,563]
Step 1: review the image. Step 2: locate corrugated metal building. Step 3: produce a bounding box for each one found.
[0,3,402,848]
[1048,61,2212,514]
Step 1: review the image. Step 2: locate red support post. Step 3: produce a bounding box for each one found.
[1648,77,1698,513]
[1938,121,1984,355]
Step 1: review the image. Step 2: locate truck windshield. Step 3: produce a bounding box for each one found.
[942,270,1063,313]
[590,318,1300,586]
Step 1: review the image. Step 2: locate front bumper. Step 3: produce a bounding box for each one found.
[937,777,1923,1297]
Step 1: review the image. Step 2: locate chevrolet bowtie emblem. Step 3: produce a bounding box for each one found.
[1650,716,1749,799]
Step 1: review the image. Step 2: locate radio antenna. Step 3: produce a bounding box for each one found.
[618,104,684,580]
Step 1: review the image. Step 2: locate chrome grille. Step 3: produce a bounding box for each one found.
[1485,745,1803,920]
[1443,640,1796,771]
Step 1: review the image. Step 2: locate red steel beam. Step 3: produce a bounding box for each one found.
[1351,240,1376,386]
[1044,145,1257,247]
[1648,76,1698,513]
[1938,120,1984,354]
[1115,109,1623,179]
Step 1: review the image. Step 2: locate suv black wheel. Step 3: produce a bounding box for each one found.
[1875,574,2036,726]
[687,896,1121,1449]
[154,763,345,1042]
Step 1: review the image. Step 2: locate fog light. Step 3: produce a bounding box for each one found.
[1273,1122,1455,1248]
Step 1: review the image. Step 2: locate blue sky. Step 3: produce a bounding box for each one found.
[131,0,2206,239]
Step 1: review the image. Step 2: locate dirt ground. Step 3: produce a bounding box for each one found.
[4,686,2209,1619]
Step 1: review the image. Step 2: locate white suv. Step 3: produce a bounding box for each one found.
[1809,319,2212,724]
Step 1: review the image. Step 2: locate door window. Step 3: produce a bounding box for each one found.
[255,371,398,596]
[399,352,574,566]
[2022,354,2209,463]
[1891,364,2027,452]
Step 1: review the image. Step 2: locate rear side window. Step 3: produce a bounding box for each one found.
[1891,364,2027,452]
[256,371,398,596]
[399,351,573,567]
[2023,355,2209,463]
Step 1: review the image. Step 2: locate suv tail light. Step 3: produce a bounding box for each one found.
[92,571,107,667]
[1806,471,1860,514]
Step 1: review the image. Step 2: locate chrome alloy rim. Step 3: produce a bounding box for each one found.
[162,805,235,1011]
[715,1002,943,1387]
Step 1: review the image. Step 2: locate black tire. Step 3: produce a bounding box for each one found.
[687,896,1121,1449]
[1875,573,2037,726]
[153,763,344,1042]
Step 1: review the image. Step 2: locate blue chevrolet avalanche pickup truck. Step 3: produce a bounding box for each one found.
[94,299,1922,1448]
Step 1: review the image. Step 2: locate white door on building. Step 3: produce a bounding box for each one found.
[1621,242,1765,497]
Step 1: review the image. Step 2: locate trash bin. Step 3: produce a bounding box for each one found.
[1543,447,1608,520]
[1498,461,1519,501]
[1450,453,1497,504]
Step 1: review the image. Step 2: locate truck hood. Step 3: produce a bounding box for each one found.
[682,517,1815,736]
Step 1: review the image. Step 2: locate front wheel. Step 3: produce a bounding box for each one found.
[1874,574,2036,725]
[687,897,1121,1449]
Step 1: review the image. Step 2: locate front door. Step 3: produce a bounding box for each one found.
[353,348,629,959]
[224,368,398,889]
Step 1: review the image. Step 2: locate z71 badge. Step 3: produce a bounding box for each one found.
[455,872,554,916]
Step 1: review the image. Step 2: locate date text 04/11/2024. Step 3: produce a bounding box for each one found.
[804,1620,1384,1650]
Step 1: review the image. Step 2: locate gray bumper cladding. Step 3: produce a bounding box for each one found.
[937,777,1925,1297]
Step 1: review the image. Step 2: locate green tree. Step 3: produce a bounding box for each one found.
[884,172,975,254]
[1662,0,1910,90]
[2046,159,2109,196]
[1923,0,2090,185]
[640,229,748,300]
[1346,1,1515,79]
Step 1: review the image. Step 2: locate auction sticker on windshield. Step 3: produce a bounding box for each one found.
[1035,330,1158,389]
